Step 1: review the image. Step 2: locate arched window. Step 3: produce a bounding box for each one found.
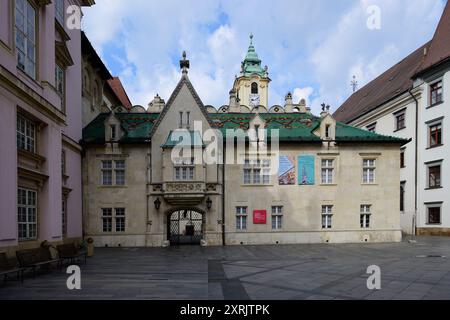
[251,82,258,94]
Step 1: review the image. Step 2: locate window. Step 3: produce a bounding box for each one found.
[179,112,183,128]
[55,64,65,111]
[61,149,66,176]
[110,124,117,141]
[321,159,334,184]
[360,205,371,228]
[15,0,36,78]
[322,205,333,229]
[101,160,113,185]
[115,208,126,232]
[186,112,190,128]
[366,123,376,133]
[400,149,406,168]
[18,188,37,241]
[325,125,331,138]
[430,81,443,106]
[400,182,405,213]
[427,206,441,225]
[271,206,283,230]
[174,158,195,181]
[17,115,36,153]
[428,164,441,188]
[363,159,376,183]
[236,207,247,230]
[243,159,270,185]
[251,82,258,94]
[429,123,442,148]
[115,160,125,186]
[62,197,67,237]
[55,0,64,26]
[395,111,406,131]
[101,208,112,232]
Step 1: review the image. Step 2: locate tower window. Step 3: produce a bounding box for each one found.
[251,82,258,94]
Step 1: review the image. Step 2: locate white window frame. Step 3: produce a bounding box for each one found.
[426,161,442,189]
[322,205,333,229]
[115,208,126,232]
[101,160,113,186]
[174,158,195,181]
[101,208,112,232]
[427,119,443,148]
[360,205,371,229]
[426,203,442,225]
[429,79,443,106]
[115,160,126,186]
[362,159,376,184]
[243,158,271,185]
[271,206,283,230]
[236,206,247,231]
[17,114,36,153]
[15,0,37,79]
[321,159,334,184]
[18,188,37,241]
[55,0,65,26]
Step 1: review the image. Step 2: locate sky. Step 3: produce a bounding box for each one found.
[82,0,446,115]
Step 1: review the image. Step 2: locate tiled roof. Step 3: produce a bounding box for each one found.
[83,112,406,145]
[333,42,430,124]
[82,113,159,144]
[107,77,133,110]
[162,131,205,148]
[416,1,450,75]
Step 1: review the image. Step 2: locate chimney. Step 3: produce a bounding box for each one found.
[284,92,293,112]
[228,89,240,113]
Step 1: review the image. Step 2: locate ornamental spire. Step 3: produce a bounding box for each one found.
[241,34,265,77]
[180,50,190,75]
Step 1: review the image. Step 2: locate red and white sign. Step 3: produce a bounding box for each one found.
[253,210,267,224]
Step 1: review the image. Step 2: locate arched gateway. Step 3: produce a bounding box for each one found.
[167,209,205,245]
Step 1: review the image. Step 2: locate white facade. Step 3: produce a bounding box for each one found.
[348,67,450,235]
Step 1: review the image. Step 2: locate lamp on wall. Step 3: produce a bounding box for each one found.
[206,197,212,210]
[154,198,161,210]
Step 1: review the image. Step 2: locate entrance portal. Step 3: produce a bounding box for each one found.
[168,209,204,245]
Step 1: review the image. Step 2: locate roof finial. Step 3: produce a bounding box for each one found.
[180,50,190,74]
[250,33,253,45]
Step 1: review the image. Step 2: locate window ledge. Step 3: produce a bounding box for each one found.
[241,184,273,187]
[99,185,128,189]
[425,186,443,190]
[393,127,406,133]
[18,148,46,164]
[426,223,442,226]
[427,101,444,109]
[361,183,378,186]
[426,144,443,150]
[320,183,337,186]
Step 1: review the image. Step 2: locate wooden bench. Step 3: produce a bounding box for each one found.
[57,243,87,265]
[16,247,61,277]
[0,253,24,284]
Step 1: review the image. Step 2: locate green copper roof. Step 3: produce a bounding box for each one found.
[241,34,265,77]
[83,112,407,145]
[162,130,205,148]
[82,113,159,144]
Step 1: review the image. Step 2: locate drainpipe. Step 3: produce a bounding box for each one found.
[221,145,226,246]
[408,89,419,237]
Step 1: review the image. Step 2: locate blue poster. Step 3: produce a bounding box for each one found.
[298,155,315,185]
[278,156,295,185]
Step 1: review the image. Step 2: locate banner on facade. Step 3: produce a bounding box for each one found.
[253,210,267,224]
[278,155,296,185]
[298,155,315,185]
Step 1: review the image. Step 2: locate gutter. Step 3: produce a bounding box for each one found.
[408,89,419,237]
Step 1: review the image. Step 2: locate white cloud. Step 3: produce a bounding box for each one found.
[82,0,445,116]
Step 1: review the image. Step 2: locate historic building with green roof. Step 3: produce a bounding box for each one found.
[82,37,408,247]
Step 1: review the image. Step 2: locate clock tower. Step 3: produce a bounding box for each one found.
[232,34,270,110]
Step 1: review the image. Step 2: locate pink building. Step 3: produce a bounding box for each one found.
[0,0,95,255]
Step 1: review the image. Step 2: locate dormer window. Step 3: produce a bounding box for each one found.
[110,124,117,141]
[325,125,331,139]
[251,82,258,94]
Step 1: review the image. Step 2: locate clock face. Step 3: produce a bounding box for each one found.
[249,94,260,107]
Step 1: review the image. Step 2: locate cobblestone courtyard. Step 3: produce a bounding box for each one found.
[1,236,450,300]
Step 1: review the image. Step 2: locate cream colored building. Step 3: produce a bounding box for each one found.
[82,38,407,247]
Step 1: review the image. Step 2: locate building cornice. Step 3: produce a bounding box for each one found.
[0,65,66,125]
